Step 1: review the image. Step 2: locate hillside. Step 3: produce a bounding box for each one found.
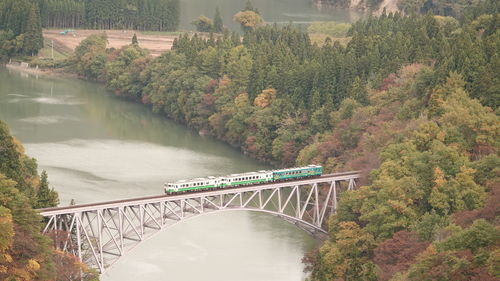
[0,121,98,280]
[60,1,499,279]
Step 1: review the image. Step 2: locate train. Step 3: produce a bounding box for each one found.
[164,165,323,194]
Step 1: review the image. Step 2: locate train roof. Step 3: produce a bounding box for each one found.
[166,165,321,185]
[227,171,270,177]
[272,165,322,172]
[171,177,213,184]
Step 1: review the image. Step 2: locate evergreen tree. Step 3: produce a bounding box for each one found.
[243,0,259,14]
[213,6,223,33]
[35,170,59,209]
[22,3,43,56]
[132,33,139,45]
[348,76,369,105]
[191,15,214,32]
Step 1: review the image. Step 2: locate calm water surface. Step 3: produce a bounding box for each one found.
[179,0,363,31]
[0,67,317,281]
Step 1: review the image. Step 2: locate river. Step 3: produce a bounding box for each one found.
[0,67,318,280]
[179,0,363,31]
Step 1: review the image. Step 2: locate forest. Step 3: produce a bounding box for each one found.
[38,0,180,31]
[62,0,500,279]
[68,1,498,163]
[0,0,43,57]
[0,120,99,280]
[0,0,179,59]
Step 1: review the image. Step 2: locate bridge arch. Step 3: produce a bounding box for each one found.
[40,172,360,273]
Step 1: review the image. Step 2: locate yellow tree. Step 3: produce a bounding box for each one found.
[233,10,263,32]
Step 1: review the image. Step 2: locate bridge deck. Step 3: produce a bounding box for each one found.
[38,171,361,216]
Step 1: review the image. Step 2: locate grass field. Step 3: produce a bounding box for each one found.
[38,39,70,60]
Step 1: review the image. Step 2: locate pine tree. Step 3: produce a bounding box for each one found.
[132,33,139,45]
[349,76,369,105]
[23,4,43,56]
[36,170,59,208]
[213,6,223,33]
[244,0,258,14]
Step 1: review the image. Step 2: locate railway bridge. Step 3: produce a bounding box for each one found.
[38,171,361,273]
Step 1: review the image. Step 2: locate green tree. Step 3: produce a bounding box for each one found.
[191,15,214,32]
[22,4,43,56]
[348,76,369,105]
[243,0,259,14]
[35,170,59,209]
[313,221,377,281]
[213,6,223,33]
[132,33,138,45]
[72,33,108,79]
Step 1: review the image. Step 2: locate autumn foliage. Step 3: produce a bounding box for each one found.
[0,121,99,281]
[374,231,430,280]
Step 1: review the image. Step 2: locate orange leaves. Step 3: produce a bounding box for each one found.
[26,259,40,272]
[433,167,447,189]
[253,88,276,108]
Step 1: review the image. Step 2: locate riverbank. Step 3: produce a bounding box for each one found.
[5,62,79,79]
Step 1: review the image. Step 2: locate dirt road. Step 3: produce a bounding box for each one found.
[43,29,177,57]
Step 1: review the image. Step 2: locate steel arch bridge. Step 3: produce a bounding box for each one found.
[38,171,360,273]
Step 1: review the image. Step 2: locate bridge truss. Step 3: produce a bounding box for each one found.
[39,172,360,273]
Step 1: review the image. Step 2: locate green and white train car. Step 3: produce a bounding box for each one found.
[223,171,273,187]
[164,165,322,194]
[272,165,322,181]
[165,176,219,193]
